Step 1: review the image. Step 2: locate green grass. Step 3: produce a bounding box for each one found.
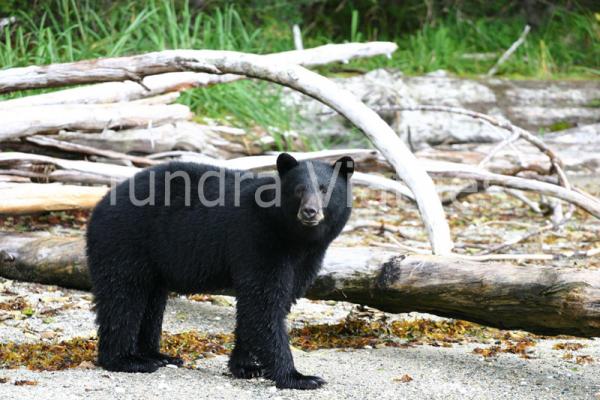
[0,0,598,147]
[0,0,294,141]
[321,10,600,78]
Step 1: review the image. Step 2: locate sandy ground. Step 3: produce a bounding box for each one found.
[1,280,600,400]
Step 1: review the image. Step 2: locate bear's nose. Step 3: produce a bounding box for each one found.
[301,206,318,219]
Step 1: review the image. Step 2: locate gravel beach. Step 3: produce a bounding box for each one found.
[1,279,599,400]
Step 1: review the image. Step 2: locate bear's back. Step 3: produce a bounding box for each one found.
[86,161,268,292]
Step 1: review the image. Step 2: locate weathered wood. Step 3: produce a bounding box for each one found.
[487,25,530,76]
[1,233,599,337]
[383,105,570,185]
[0,152,137,182]
[0,42,397,107]
[47,121,245,159]
[25,136,159,166]
[421,159,600,218]
[0,183,108,214]
[2,150,598,217]
[0,175,30,183]
[0,150,390,213]
[312,247,600,337]
[0,50,453,254]
[0,232,89,289]
[0,103,192,141]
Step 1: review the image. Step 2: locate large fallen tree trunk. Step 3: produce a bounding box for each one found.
[1,232,599,337]
[0,42,397,107]
[0,50,453,254]
[0,232,89,289]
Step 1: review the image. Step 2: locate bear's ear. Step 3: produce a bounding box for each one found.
[334,156,354,178]
[277,153,298,176]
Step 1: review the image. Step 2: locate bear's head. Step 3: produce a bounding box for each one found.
[276,153,353,239]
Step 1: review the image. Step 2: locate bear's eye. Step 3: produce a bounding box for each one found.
[319,184,327,194]
[295,185,306,196]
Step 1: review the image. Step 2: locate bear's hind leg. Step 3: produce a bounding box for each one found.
[95,284,162,373]
[137,288,183,367]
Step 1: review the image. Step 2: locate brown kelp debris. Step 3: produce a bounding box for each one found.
[0,315,552,371]
[553,342,585,351]
[0,332,233,371]
[0,297,29,311]
[14,380,38,386]
[160,331,233,362]
[187,294,214,303]
[290,314,531,351]
[187,294,234,307]
[473,338,537,359]
[576,355,594,365]
[394,374,413,383]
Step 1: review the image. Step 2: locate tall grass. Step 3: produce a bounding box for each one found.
[336,10,599,78]
[0,0,279,65]
[0,0,597,146]
[0,0,293,135]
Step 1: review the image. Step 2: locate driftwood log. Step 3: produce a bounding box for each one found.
[3,150,598,218]
[0,42,397,107]
[1,232,599,337]
[42,122,246,159]
[0,183,108,214]
[0,103,193,141]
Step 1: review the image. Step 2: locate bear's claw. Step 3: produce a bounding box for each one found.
[276,371,327,390]
[230,362,265,379]
[143,352,184,367]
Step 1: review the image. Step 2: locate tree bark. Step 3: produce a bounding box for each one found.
[0,232,89,290]
[311,247,600,337]
[1,233,599,337]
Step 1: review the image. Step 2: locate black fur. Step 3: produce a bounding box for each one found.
[86,154,353,390]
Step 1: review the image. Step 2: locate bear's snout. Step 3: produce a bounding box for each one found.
[299,206,324,226]
[297,193,324,226]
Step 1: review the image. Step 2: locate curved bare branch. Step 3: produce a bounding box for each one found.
[0,50,453,254]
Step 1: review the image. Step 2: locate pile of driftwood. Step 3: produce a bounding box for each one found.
[1,43,600,337]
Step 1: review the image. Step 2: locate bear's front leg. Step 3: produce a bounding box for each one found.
[228,342,264,379]
[232,286,326,390]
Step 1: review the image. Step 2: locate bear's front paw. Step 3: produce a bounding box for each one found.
[99,355,162,373]
[142,352,184,367]
[276,371,326,390]
[230,361,264,379]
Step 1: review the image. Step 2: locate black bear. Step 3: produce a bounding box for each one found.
[86,153,353,390]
